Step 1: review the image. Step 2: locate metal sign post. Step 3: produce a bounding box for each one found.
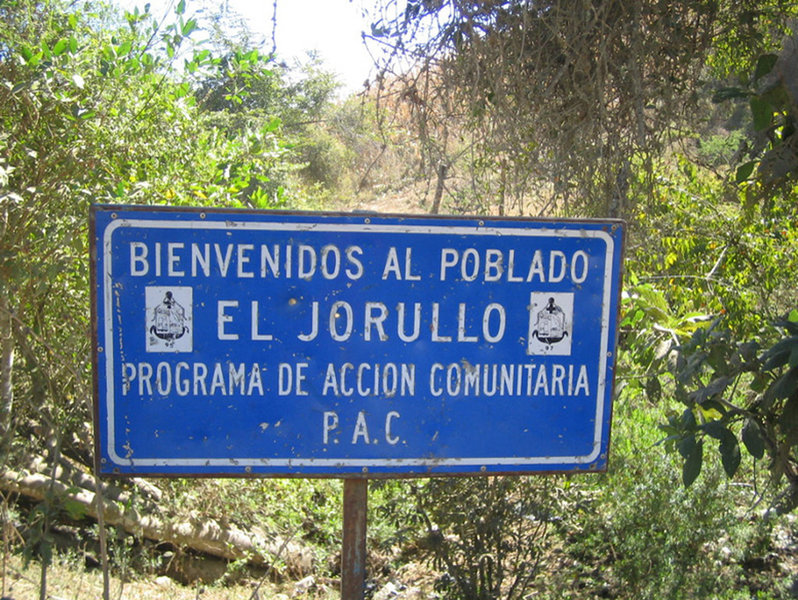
[90,205,624,597]
[342,479,368,600]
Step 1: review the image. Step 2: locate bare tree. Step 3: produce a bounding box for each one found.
[364,0,793,216]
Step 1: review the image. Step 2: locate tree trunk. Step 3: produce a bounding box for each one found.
[0,295,14,459]
[431,162,448,215]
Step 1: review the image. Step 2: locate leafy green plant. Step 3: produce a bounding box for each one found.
[713,51,798,191]
[697,130,746,168]
[661,311,798,509]
[541,384,790,600]
[0,1,339,594]
[622,46,798,504]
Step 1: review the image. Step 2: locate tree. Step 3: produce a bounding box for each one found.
[365,0,797,215]
[620,40,798,507]
[0,5,297,587]
[365,0,798,513]
[656,46,798,507]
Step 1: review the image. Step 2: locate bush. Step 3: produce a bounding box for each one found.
[549,398,789,600]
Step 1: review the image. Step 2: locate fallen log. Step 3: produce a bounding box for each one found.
[0,468,312,577]
[24,454,162,513]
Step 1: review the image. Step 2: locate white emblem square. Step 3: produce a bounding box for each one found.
[145,286,193,352]
[527,292,574,356]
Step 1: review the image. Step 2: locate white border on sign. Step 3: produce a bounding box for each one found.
[102,218,616,469]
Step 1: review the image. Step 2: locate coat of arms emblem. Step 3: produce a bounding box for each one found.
[146,286,193,352]
[151,291,188,344]
[532,297,569,345]
[527,292,574,356]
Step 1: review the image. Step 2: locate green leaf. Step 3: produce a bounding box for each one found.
[63,497,89,520]
[742,419,765,459]
[701,420,726,440]
[52,39,68,56]
[645,376,661,403]
[69,36,78,54]
[176,0,186,15]
[117,40,132,56]
[753,54,778,82]
[680,407,697,431]
[182,18,197,36]
[264,116,282,132]
[678,433,697,460]
[701,399,727,416]
[683,439,703,487]
[719,429,741,478]
[690,376,731,405]
[773,367,798,400]
[39,538,53,565]
[736,160,756,183]
[27,50,43,67]
[173,81,190,99]
[762,336,798,371]
[750,96,773,131]
[714,86,743,104]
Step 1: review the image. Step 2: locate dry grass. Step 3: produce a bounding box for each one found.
[2,554,296,600]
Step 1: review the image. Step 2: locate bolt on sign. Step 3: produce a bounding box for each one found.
[90,206,625,477]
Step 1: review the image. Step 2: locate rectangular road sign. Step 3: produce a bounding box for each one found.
[91,205,624,476]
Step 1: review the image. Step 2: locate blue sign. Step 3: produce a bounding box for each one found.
[91,206,624,476]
